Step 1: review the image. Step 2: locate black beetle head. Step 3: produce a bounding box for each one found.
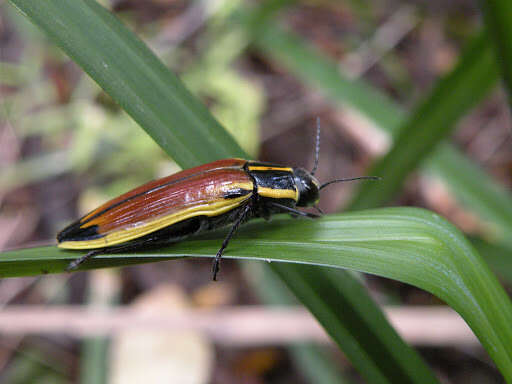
[293,168,320,207]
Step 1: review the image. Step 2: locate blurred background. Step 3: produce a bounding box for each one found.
[0,0,511,383]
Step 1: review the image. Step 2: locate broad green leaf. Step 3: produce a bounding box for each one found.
[3,208,512,380]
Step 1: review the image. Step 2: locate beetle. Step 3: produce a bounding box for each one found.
[58,120,378,280]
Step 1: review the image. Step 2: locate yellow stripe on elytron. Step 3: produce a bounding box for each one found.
[79,181,254,228]
[58,194,252,250]
[230,182,254,191]
[258,187,298,201]
[248,166,293,172]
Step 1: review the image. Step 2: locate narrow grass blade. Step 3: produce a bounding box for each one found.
[80,271,119,384]
[80,338,108,384]
[479,0,512,103]
[290,343,353,384]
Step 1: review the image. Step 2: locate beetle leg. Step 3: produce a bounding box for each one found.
[66,240,148,271]
[268,201,321,219]
[212,203,251,281]
[66,249,103,271]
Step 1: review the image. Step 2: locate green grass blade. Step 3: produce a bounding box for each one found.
[8,0,246,165]
[289,343,353,384]
[3,208,512,380]
[349,31,498,209]
[80,338,108,384]
[479,0,512,103]
[80,271,119,384]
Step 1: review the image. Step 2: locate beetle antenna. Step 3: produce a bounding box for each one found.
[319,176,381,190]
[311,117,321,176]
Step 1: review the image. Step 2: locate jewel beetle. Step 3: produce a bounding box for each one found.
[58,120,378,280]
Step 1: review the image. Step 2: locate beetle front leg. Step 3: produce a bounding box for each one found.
[268,201,321,219]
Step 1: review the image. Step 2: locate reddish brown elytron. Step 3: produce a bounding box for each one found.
[58,158,254,250]
[80,158,249,230]
[83,164,253,235]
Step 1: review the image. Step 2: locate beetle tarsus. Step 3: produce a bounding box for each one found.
[212,254,221,281]
[66,250,99,271]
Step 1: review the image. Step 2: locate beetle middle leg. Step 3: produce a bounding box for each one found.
[212,203,251,281]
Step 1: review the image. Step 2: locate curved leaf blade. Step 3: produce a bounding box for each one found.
[2,208,512,380]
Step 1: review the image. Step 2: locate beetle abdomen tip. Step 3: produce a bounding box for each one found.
[57,222,102,243]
